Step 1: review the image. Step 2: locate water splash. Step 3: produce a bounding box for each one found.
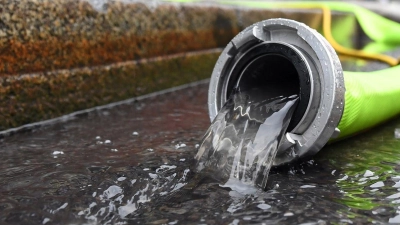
[195,88,298,189]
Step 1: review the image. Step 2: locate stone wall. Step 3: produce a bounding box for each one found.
[0,0,356,131]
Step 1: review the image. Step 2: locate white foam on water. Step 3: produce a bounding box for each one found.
[364,170,374,177]
[101,186,123,200]
[229,219,240,225]
[156,165,177,173]
[337,175,348,182]
[52,151,64,155]
[370,181,384,188]
[395,128,400,139]
[389,214,400,223]
[175,143,187,149]
[284,212,294,216]
[257,203,271,210]
[78,162,192,221]
[117,177,126,181]
[393,181,400,188]
[300,185,316,189]
[50,203,68,214]
[221,178,259,196]
[387,192,400,199]
[42,218,50,224]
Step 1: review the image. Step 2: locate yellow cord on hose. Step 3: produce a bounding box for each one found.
[319,5,399,66]
[285,4,399,66]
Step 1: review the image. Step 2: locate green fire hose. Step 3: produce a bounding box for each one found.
[339,67,400,138]
[166,0,400,164]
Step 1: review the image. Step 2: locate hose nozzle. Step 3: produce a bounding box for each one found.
[208,19,345,165]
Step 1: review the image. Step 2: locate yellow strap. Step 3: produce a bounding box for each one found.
[320,5,399,66]
[289,5,399,66]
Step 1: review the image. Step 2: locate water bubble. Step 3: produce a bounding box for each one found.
[111,149,118,152]
[175,143,186,149]
[395,128,400,139]
[340,219,354,224]
[52,151,64,155]
[389,214,400,223]
[337,175,348,181]
[364,170,374,177]
[243,216,252,221]
[284,212,294,216]
[300,185,316,188]
[257,203,271,210]
[132,131,139,136]
[393,181,400,188]
[101,186,122,200]
[95,136,101,140]
[50,203,68,214]
[117,177,126,182]
[104,140,111,144]
[370,181,384,188]
[369,176,379,180]
[387,192,400,199]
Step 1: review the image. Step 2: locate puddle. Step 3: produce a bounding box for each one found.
[1,81,400,224]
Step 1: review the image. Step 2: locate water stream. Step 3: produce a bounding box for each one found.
[195,88,298,190]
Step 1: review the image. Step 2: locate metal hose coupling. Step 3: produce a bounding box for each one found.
[208,19,345,166]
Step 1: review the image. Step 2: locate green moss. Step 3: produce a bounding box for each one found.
[0,51,220,131]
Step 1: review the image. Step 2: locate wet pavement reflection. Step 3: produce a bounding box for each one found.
[1,80,400,224]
